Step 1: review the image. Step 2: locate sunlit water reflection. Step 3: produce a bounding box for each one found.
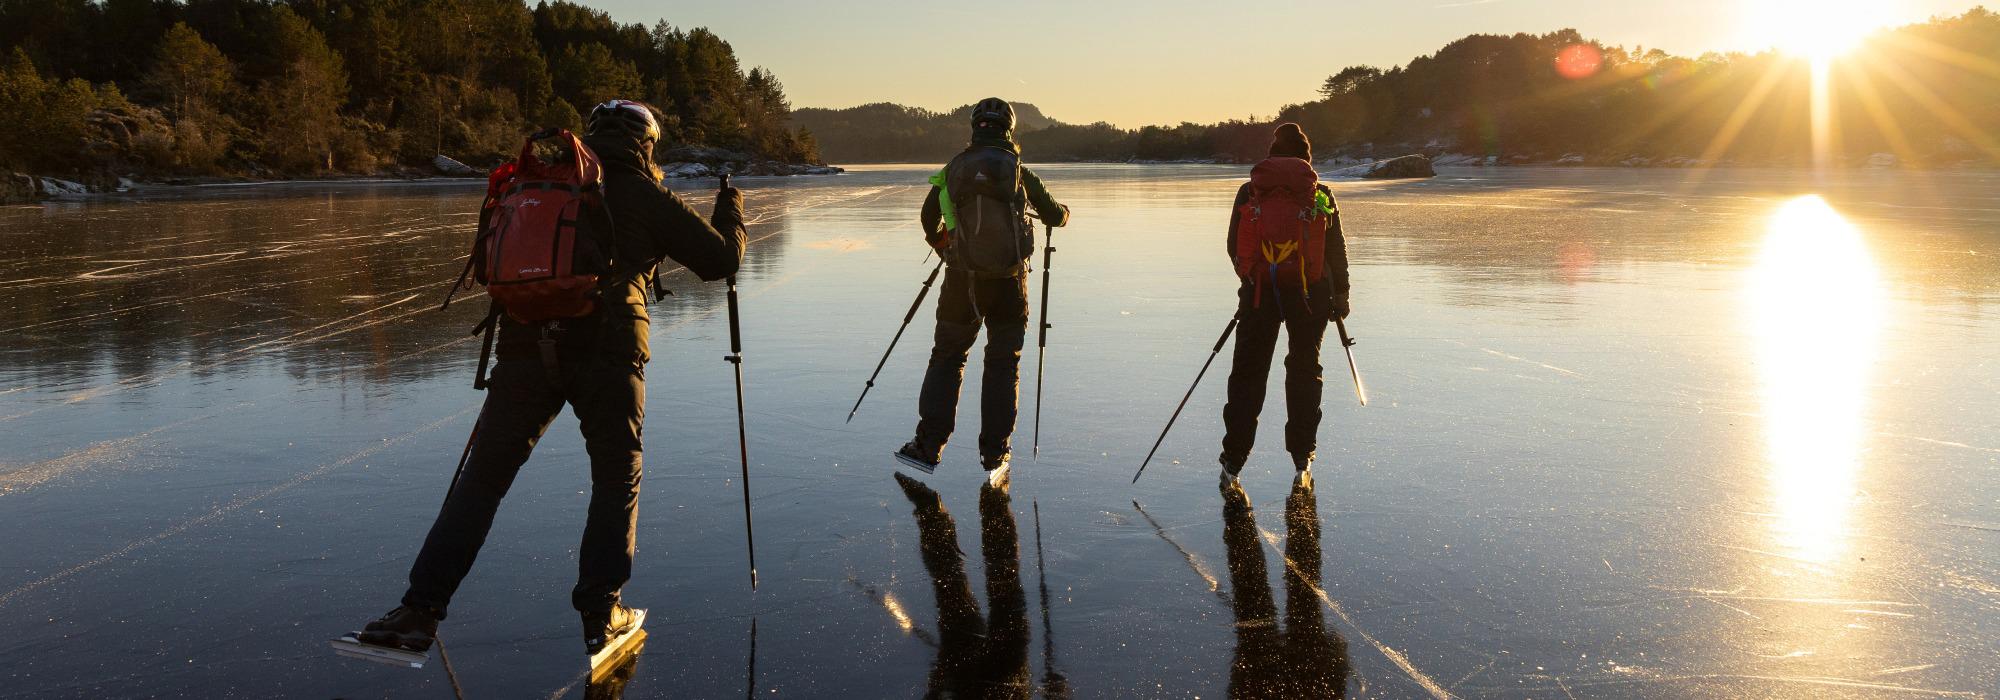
[1747,195,1884,568]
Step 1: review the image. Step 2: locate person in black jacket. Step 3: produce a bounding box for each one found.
[895,98,1068,484]
[1220,123,1351,485]
[353,99,746,657]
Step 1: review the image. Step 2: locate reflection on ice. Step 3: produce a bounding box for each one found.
[893,473,1035,698]
[1746,195,1884,566]
[1220,483,1351,699]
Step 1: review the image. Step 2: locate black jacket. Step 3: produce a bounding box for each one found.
[498,133,745,362]
[1226,182,1350,296]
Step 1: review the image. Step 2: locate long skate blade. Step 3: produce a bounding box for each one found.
[331,634,429,668]
[589,631,648,690]
[588,609,647,683]
[893,451,938,475]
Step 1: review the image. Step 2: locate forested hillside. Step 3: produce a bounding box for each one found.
[0,0,821,183]
[799,10,2000,167]
[790,101,1056,163]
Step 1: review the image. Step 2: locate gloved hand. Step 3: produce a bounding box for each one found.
[928,229,951,253]
[710,185,744,234]
[1330,291,1351,321]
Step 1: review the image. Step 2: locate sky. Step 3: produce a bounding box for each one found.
[585,0,1981,127]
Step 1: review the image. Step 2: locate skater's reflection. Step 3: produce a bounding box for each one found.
[1220,480,1351,699]
[894,473,1033,699]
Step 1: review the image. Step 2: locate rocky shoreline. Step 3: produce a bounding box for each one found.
[1054,149,1992,172]
[3,148,843,205]
[654,145,843,179]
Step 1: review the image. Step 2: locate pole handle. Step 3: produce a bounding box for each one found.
[726,279,743,355]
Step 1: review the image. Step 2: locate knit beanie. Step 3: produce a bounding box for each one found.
[1269,122,1312,161]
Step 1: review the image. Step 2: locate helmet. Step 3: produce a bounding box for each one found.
[587,99,661,144]
[970,97,1014,132]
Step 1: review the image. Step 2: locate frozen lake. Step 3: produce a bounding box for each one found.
[2,165,1996,698]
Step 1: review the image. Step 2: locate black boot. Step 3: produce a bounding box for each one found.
[1218,452,1245,486]
[895,439,942,474]
[1292,451,1315,472]
[582,604,641,655]
[356,605,440,653]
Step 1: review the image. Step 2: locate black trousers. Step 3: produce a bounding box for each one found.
[1221,283,1331,464]
[915,268,1029,458]
[403,354,645,617]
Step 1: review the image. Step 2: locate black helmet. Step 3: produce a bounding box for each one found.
[970,97,1014,133]
[587,99,661,144]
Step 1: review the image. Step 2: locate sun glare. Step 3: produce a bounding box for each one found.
[1745,0,1895,63]
[1747,196,1884,565]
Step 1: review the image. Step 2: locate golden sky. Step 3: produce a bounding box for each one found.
[590,0,1977,126]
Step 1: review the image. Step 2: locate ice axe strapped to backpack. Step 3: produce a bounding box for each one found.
[440,128,615,388]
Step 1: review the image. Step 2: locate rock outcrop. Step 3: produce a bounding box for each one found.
[1324,154,1436,180]
[38,177,90,198]
[2,173,40,204]
[433,155,483,177]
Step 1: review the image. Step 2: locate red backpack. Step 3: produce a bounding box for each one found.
[473,129,611,321]
[1233,157,1331,308]
[440,129,613,387]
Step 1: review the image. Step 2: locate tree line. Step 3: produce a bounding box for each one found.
[796,9,2000,167]
[0,0,822,181]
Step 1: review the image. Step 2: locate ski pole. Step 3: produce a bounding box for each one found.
[720,174,758,591]
[1131,316,1239,484]
[1032,220,1055,460]
[1334,318,1367,406]
[845,259,945,423]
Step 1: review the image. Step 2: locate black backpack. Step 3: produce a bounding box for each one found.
[945,146,1032,277]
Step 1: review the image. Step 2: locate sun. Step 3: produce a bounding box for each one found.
[1744,0,1896,63]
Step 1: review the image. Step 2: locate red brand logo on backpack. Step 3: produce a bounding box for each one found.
[464,129,612,323]
[1234,157,1330,307]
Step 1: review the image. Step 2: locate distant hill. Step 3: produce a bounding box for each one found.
[792,101,1062,163]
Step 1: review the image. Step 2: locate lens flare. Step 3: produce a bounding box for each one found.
[1555,44,1603,80]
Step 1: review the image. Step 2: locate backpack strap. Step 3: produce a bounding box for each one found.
[440,254,477,311]
[441,194,501,311]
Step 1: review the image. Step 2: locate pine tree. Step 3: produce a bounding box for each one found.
[144,23,234,123]
[253,5,350,173]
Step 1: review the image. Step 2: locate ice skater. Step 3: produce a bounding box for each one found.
[894,97,1070,485]
[340,99,745,669]
[1218,123,1352,486]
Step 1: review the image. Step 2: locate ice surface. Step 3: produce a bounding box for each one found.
[0,165,1995,697]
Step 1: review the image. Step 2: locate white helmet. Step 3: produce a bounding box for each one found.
[586,99,661,144]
